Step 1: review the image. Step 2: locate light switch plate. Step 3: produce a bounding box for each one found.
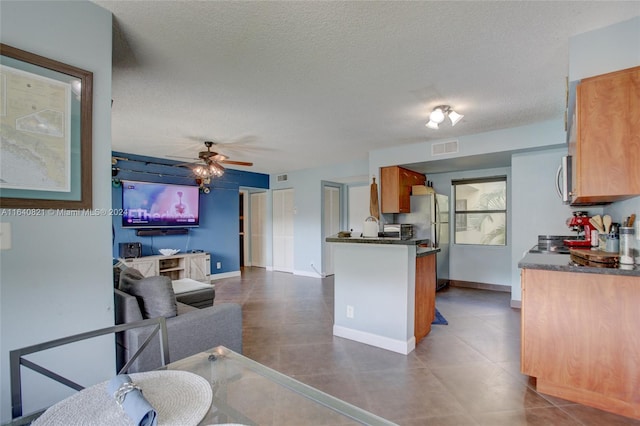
[0,222,12,250]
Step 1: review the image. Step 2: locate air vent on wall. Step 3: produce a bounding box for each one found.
[277,174,288,182]
[431,140,459,156]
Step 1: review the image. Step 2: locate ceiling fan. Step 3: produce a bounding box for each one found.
[182,141,254,179]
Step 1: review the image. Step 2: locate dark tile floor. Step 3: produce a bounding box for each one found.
[214,267,640,425]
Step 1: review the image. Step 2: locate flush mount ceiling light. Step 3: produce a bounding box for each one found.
[426,105,464,129]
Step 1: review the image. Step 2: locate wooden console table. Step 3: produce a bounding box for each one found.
[120,252,211,282]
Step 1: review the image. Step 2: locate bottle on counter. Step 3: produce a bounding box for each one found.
[619,226,636,265]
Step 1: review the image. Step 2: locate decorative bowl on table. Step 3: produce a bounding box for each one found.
[159,248,180,256]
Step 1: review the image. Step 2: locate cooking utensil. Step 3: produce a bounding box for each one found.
[628,214,636,227]
[592,215,604,232]
[589,218,604,233]
[603,215,612,234]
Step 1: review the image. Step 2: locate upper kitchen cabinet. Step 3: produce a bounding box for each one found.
[569,66,640,205]
[381,166,426,213]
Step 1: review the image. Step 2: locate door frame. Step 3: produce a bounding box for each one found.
[321,181,344,276]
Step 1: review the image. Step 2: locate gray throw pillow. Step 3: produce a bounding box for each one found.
[119,267,177,319]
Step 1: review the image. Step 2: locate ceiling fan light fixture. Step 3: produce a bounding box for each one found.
[193,165,209,178]
[209,162,224,177]
[425,120,439,129]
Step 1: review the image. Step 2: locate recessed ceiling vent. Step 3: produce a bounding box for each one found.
[276,174,288,182]
[431,140,459,156]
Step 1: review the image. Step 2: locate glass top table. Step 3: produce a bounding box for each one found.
[162,346,396,426]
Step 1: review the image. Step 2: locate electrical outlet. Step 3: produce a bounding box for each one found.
[216,262,221,269]
[346,305,354,319]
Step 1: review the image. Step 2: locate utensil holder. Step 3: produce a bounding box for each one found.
[605,235,619,253]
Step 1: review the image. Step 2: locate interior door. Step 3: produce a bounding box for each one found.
[272,188,294,272]
[323,184,341,276]
[250,192,267,268]
[348,185,369,235]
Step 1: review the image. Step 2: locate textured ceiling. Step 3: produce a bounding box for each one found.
[95,1,639,175]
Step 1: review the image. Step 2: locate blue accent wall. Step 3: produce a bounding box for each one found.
[112,151,269,275]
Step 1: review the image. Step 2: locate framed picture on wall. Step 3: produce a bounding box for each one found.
[0,43,93,209]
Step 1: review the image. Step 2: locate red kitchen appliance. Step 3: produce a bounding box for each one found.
[563,211,594,248]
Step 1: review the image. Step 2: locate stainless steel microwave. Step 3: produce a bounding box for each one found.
[556,154,572,204]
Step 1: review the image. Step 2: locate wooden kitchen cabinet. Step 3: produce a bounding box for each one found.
[380,166,426,213]
[569,66,640,204]
[521,268,640,419]
[415,254,436,344]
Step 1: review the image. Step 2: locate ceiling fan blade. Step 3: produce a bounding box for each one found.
[211,153,228,162]
[166,154,200,161]
[218,159,253,166]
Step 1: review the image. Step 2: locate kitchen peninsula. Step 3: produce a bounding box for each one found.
[518,253,640,420]
[326,234,439,355]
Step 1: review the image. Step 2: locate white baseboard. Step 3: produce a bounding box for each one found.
[293,269,323,278]
[210,270,241,280]
[333,325,416,355]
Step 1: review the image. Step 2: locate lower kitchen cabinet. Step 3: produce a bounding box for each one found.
[415,254,436,344]
[521,268,640,420]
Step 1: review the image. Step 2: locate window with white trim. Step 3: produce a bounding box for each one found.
[453,176,506,246]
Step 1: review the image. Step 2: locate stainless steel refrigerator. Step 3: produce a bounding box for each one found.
[404,193,450,290]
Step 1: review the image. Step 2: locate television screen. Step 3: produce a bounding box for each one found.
[121,180,200,228]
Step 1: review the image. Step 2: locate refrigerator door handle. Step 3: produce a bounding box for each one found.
[434,197,439,247]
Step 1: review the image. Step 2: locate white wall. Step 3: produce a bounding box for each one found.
[270,158,369,277]
[509,148,600,301]
[369,119,565,180]
[569,16,640,81]
[0,1,113,421]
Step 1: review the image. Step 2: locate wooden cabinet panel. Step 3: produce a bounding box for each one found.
[521,268,640,419]
[415,254,436,343]
[122,253,211,282]
[123,258,158,277]
[187,254,211,281]
[381,166,401,213]
[571,66,640,204]
[380,166,426,213]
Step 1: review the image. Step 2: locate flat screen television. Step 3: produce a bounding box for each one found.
[121,180,200,228]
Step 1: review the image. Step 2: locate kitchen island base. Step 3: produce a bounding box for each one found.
[329,239,438,355]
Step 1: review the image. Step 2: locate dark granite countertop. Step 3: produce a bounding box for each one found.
[326,234,428,245]
[325,234,440,257]
[518,252,639,277]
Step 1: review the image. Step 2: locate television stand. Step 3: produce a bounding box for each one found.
[120,252,211,282]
